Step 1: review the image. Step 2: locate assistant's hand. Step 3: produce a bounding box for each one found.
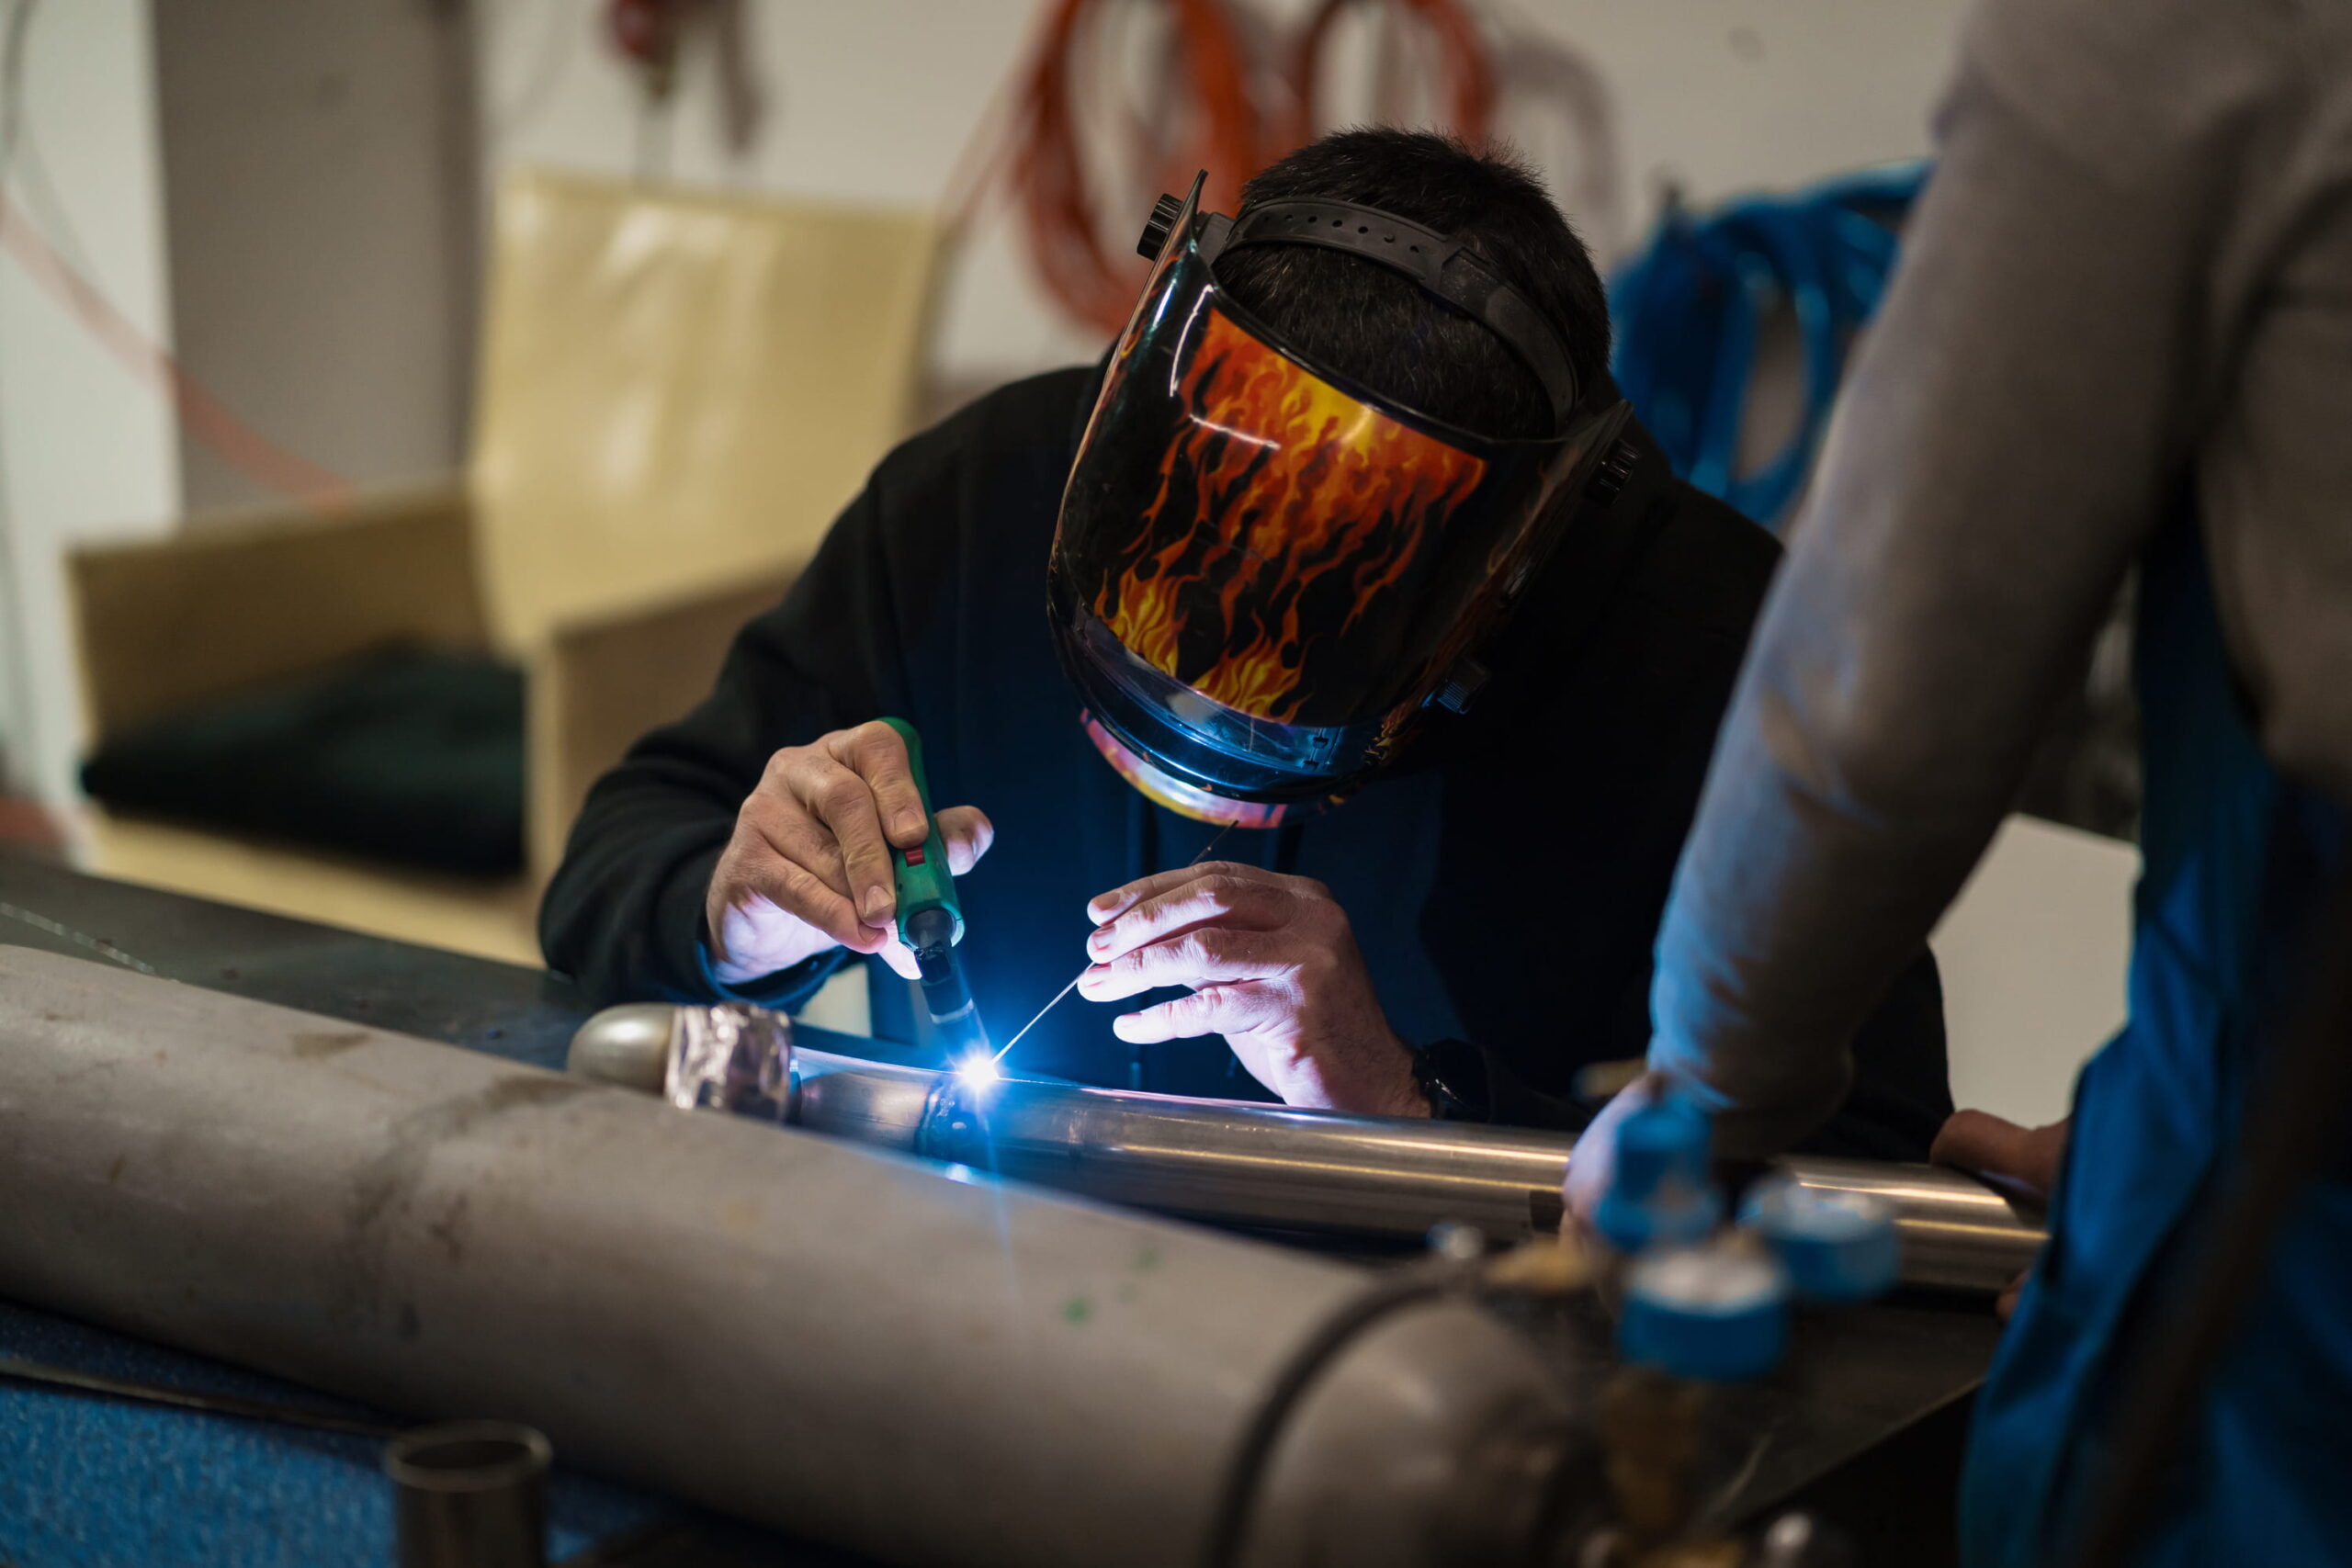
[1076,861,1425,1116]
[704,721,993,986]
[1561,1070,1669,1231]
[1932,1110,2069,1318]
[1931,1110,2070,1201]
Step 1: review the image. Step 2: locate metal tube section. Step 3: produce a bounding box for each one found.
[571,1005,2046,1296]
[831,1054,2043,1295]
[384,1421,552,1568]
[915,1069,1577,1239]
[0,950,1578,1568]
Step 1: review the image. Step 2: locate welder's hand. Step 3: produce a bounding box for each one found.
[1932,1110,2069,1319]
[1076,862,1426,1117]
[704,721,994,987]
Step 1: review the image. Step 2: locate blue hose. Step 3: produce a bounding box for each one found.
[1609,162,1928,529]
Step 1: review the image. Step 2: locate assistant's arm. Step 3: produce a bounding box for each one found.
[1649,0,2287,1156]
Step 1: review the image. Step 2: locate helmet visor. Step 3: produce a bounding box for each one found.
[1050,181,1627,810]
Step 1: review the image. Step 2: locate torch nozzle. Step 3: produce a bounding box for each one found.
[902,907,986,1055]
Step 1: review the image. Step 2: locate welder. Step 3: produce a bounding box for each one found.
[541,130,1949,1153]
[1565,0,2352,1561]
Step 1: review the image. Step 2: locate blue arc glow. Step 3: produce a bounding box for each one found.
[953,1052,1002,1092]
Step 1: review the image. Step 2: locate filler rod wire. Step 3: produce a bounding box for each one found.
[991,821,1236,1065]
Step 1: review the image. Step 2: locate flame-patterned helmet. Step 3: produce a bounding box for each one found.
[1049,174,1632,827]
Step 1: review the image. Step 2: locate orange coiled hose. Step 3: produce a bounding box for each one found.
[997,0,1503,336]
[1283,0,1495,152]
[1009,0,1267,335]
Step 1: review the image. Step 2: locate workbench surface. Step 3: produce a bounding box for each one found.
[0,855,2002,1567]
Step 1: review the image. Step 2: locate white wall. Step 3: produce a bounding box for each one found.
[0,0,179,810]
[1544,1,1967,227]
[1930,815,2138,1126]
[475,0,1973,393]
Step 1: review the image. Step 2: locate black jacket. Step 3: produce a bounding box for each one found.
[542,367,1951,1158]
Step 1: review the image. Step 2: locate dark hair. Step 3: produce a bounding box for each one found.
[1214,128,1610,441]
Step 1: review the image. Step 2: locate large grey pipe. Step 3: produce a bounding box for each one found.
[571,1003,2046,1296]
[0,950,1576,1568]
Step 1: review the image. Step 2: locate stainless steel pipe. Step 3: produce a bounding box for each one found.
[0,949,1577,1568]
[572,1003,2047,1296]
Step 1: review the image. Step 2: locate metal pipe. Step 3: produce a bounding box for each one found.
[0,948,1577,1568]
[573,1003,2047,1296]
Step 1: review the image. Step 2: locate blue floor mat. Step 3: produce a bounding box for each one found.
[0,1299,667,1568]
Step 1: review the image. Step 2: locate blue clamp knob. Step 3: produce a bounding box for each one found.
[1737,1174,1900,1303]
[1618,1238,1792,1382]
[1592,1092,1722,1254]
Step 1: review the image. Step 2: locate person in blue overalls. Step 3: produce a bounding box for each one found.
[1567,0,2352,1562]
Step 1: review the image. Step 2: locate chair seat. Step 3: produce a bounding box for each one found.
[85,811,539,966]
[81,649,525,877]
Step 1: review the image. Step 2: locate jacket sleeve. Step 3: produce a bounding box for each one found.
[1648,0,2292,1157]
[538,476,908,1007]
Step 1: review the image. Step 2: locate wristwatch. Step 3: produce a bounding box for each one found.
[1410,1037,1491,1122]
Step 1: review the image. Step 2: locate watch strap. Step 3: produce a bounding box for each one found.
[1411,1037,1492,1122]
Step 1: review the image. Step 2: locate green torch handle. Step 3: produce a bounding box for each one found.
[878,717,963,951]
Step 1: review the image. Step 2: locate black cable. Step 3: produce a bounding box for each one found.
[1199,1262,1469,1568]
[0,1354,397,1439]
[2067,853,2352,1568]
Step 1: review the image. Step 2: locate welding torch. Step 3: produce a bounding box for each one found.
[876,718,989,1066]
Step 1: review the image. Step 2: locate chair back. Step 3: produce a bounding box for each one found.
[469,168,941,649]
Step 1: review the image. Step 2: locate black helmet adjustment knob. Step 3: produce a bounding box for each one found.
[1136,192,1186,260]
[1433,659,1490,716]
[1589,440,1640,506]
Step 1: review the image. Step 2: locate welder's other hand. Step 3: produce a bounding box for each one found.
[1931,1110,2068,1320]
[704,721,994,987]
[1560,1070,1668,1232]
[1077,862,1425,1117]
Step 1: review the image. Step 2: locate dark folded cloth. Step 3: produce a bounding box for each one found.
[82,648,525,876]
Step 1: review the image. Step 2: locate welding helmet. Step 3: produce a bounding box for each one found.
[1049,173,1633,828]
